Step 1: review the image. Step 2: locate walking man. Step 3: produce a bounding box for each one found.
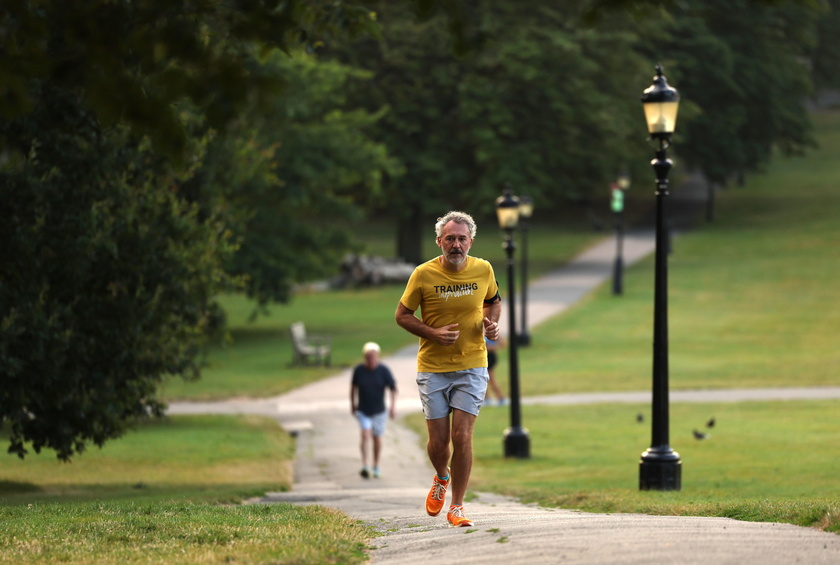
[395,211,501,527]
[351,341,397,479]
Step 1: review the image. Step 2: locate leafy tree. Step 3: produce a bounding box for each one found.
[0,1,380,159]
[189,51,401,305]
[332,1,651,263]
[0,1,403,460]
[810,0,840,93]
[0,85,234,460]
[646,0,819,220]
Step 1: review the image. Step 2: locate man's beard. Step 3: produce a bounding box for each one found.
[445,250,467,266]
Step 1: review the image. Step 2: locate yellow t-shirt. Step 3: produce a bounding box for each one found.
[399,256,499,373]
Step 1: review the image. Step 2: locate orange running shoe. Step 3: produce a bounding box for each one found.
[425,469,450,516]
[447,505,474,527]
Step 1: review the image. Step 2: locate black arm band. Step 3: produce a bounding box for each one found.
[484,289,501,304]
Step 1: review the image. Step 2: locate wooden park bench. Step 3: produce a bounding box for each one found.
[289,321,331,367]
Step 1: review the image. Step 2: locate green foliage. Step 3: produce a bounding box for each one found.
[326,0,833,260]
[811,0,840,91]
[455,5,646,201]
[0,2,396,460]
[190,50,401,305]
[0,85,234,461]
[330,1,653,260]
[0,0,381,159]
[651,0,819,185]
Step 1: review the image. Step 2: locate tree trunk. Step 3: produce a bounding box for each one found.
[397,209,424,265]
[706,180,716,223]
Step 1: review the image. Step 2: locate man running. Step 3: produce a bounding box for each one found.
[395,210,501,527]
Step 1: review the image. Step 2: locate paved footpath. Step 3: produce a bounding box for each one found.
[169,180,840,563]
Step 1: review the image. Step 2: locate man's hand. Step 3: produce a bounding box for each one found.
[483,317,500,341]
[431,323,460,346]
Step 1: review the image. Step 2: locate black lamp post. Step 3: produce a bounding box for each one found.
[517,195,534,346]
[614,172,631,296]
[496,187,530,459]
[638,64,682,491]
[610,173,629,296]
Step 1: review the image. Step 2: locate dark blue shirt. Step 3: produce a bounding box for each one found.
[352,363,396,416]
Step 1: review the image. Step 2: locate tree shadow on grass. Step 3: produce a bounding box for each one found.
[0,480,42,494]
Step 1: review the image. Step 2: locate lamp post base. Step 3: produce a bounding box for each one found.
[503,427,530,459]
[639,447,681,490]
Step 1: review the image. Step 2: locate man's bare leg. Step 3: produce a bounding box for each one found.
[360,428,371,468]
[373,435,382,469]
[425,415,451,477]
[448,409,476,506]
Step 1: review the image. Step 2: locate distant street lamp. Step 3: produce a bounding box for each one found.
[517,195,534,346]
[638,64,682,491]
[496,186,530,459]
[610,173,629,296]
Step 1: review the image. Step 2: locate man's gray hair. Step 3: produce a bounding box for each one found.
[435,211,477,239]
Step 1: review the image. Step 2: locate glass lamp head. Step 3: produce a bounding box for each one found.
[642,64,680,138]
[495,188,520,229]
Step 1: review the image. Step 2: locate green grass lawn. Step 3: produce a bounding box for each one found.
[0,415,373,564]
[0,502,370,565]
[1,415,293,504]
[465,401,840,532]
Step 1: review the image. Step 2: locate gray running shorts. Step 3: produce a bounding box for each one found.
[356,410,388,437]
[416,368,489,420]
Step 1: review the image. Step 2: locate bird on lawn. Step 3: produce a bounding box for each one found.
[693,429,709,440]
[636,413,644,423]
[706,417,716,428]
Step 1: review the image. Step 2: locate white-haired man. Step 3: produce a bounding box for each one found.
[395,210,501,527]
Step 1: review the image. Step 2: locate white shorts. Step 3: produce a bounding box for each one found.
[356,410,388,437]
[416,368,489,420]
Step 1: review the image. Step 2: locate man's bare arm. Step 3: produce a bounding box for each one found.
[395,302,460,346]
[388,387,398,419]
[482,300,501,341]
